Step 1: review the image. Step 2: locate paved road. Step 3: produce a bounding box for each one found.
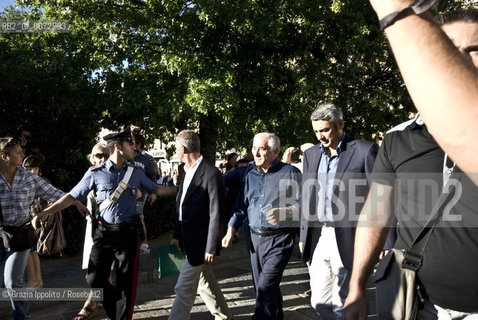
[0,230,377,319]
[0,232,323,319]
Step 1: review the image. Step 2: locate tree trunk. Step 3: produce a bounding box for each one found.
[199,114,218,165]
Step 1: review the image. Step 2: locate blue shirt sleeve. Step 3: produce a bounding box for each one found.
[69,169,95,202]
[137,168,157,194]
[228,174,250,230]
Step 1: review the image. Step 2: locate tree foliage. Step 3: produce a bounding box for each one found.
[3,2,394,156]
[0,7,104,188]
[3,0,465,164]
[1,0,467,253]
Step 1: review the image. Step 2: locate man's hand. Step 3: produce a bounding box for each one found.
[265,207,288,225]
[223,167,236,176]
[136,189,142,200]
[148,193,157,205]
[204,253,215,264]
[281,147,298,164]
[171,238,181,251]
[298,241,303,254]
[74,201,90,217]
[36,211,51,225]
[369,0,414,20]
[342,291,368,320]
[265,207,280,225]
[222,227,236,248]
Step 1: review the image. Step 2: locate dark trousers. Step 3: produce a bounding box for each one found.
[87,226,140,320]
[250,231,295,320]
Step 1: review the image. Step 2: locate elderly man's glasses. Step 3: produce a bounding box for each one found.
[94,153,109,159]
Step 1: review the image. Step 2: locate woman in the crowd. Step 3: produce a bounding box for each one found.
[0,137,73,320]
[74,142,110,320]
[22,155,47,289]
[223,152,238,175]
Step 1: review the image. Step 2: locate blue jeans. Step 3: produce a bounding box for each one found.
[0,240,30,320]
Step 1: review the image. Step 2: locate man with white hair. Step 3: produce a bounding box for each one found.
[222,132,301,320]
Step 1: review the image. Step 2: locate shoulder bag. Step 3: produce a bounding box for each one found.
[374,172,461,320]
[0,205,38,252]
[37,210,66,256]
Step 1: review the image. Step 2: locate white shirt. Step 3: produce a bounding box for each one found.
[179,155,203,221]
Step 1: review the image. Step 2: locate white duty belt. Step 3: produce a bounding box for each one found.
[98,166,134,213]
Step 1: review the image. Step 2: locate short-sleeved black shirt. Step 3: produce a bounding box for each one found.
[372,117,445,248]
[371,117,478,311]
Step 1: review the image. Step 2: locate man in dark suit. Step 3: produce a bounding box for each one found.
[169,130,233,320]
[299,103,378,319]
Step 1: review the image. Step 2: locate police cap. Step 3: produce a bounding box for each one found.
[103,127,133,144]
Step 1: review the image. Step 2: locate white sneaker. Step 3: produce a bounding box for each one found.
[140,244,151,255]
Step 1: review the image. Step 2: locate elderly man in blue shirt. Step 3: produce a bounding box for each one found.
[222,132,301,320]
[41,127,176,320]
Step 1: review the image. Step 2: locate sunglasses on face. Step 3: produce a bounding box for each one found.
[94,153,109,159]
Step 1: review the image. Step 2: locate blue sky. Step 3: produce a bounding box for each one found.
[1,0,17,12]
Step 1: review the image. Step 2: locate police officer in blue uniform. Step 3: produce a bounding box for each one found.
[40,127,176,320]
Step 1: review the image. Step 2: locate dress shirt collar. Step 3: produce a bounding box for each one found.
[184,155,203,173]
[179,155,203,221]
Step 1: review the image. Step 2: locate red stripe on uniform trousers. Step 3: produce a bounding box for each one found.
[127,235,141,320]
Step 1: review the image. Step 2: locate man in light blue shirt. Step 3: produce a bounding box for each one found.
[299,103,378,319]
